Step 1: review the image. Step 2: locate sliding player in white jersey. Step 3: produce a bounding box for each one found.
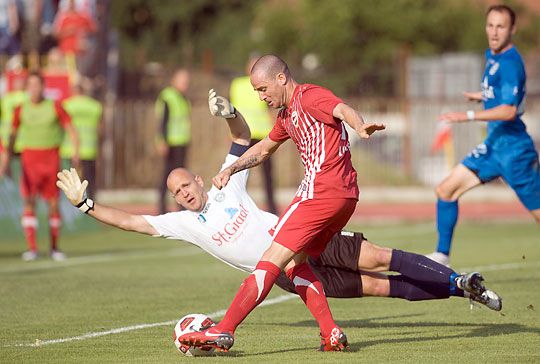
[57,90,501,334]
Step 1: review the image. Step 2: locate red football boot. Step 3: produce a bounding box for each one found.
[178,326,234,352]
[319,327,350,351]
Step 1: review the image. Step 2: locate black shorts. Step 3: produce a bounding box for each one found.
[275,231,364,298]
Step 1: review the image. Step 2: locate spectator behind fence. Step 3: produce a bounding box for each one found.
[0,0,22,57]
[155,68,192,214]
[230,55,278,214]
[35,0,59,57]
[53,0,96,81]
[60,82,102,197]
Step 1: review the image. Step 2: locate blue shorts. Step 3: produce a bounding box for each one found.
[462,140,540,210]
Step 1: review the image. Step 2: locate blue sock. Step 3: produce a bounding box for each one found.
[436,199,459,255]
[388,275,464,301]
[390,249,455,285]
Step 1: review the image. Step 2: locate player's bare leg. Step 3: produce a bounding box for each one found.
[437,164,481,201]
[356,240,392,272]
[530,208,540,223]
[47,198,65,261]
[359,272,390,296]
[21,197,38,261]
[428,164,481,265]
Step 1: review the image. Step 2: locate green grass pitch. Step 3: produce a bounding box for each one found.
[1,219,538,363]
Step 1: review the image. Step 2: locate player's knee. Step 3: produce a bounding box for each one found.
[375,247,392,268]
[361,275,389,297]
[48,200,59,211]
[435,184,451,200]
[23,199,35,211]
[532,209,540,223]
[359,241,391,271]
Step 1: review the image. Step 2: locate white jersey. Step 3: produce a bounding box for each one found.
[143,154,278,273]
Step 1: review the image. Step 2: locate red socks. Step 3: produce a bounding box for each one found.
[216,261,336,338]
[286,263,336,337]
[20,211,62,252]
[21,211,37,252]
[217,261,280,333]
[49,213,61,251]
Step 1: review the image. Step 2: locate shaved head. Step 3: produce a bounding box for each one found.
[167,168,195,189]
[166,168,207,212]
[250,55,290,80]
[250,54,297,108]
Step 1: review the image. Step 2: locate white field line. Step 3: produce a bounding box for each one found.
[8,294,297,347]
[1,223,434,274]
[0,247,203,274]
[4,260,539,348]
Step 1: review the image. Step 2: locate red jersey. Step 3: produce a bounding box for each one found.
[54,11,96,54]
[269,84,359,200]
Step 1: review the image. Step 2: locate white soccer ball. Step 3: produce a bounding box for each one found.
[172,313,216,357]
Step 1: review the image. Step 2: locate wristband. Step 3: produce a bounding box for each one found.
[466,110,475,121]
[225,106,237,119]
[77,198,94,213]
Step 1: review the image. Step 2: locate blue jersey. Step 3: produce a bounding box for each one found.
[481,46,528,145]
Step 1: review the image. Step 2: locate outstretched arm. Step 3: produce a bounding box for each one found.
[57,168,158,236]
[225,111,251,146]
[438,104,517,123]
[333,103,386,139]
[212,137,282,189]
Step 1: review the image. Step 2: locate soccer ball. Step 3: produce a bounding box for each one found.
[172,313,216,357]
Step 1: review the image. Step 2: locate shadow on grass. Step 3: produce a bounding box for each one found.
[230,314,539,356]
[348,322,539,352]
[0,251,25,258]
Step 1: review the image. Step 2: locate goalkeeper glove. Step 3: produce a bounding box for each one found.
[56,168,94,213]
[208,89,236,119]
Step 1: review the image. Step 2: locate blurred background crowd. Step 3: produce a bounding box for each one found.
[0,0,539,213]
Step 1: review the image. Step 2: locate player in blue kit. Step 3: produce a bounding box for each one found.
[427,4,540,266]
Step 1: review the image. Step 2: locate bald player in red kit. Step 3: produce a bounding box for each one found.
[179,55,385,352]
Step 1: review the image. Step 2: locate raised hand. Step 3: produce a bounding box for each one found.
[56,168,89,206]
[356,123,386,139]
[208,89,236,119]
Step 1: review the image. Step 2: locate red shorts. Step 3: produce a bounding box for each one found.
[20,149,60,200]
[271,197,357,257]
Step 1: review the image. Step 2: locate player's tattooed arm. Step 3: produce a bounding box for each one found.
[213,136,282,189]
[228,154,264,174]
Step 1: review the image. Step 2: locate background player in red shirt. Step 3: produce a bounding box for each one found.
[179,55,386,351]
[0,72,79,261]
